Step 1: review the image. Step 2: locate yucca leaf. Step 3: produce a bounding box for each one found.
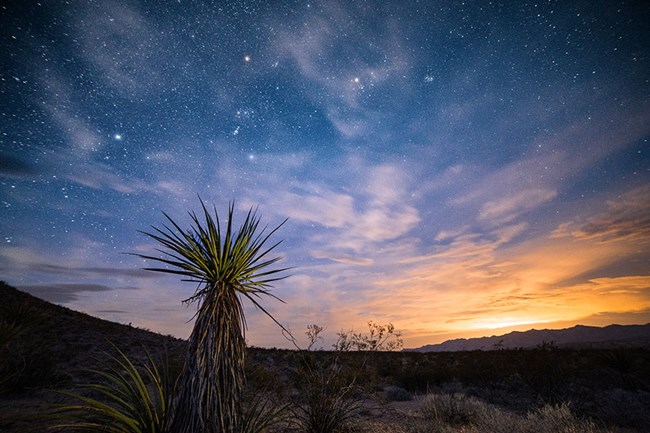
[48,347,174,433]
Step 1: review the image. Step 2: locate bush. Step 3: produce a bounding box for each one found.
[418,394,609,433]
[291,357,361,433]
[419,393,490,427]
[0,301,60,394]
[525,403,602,433]
[383,386,412,402]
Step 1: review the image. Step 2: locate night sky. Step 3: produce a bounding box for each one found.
[1,0,649,348]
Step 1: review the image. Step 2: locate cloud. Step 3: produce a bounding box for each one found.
[589,276,650,294]
[37,73,106,154]
[51,110,105,153]
[451,152,563,208]
[76,1,167,96]
[0,244,157,283]
[478,188,557,225]
[441,99,650,234]
[271,189,355,229]
[0,154,35,177]
[275,1,410,137]
[65,162,147,193]
[95,310,130,314]
[221,152,420,255]
[19,283,127,304]
[569,185,650,243]
[310,250,374,265]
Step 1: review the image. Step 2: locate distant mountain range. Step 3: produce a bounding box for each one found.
[407,323,650,352]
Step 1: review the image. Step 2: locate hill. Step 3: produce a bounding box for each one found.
[0,280,184,389]
[0,281,186,432]
[408,323,650,352]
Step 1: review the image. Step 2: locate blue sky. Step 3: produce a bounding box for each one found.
[1,0,648,348]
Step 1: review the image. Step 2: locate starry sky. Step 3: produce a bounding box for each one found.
[1,0,649,349]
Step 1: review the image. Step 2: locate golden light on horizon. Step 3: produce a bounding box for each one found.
[467,318,553,331]
[353,201,650,348]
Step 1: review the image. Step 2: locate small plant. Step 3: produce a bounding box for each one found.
[306,324,326,351]
[0,320,26,394]
[333,321,403,352]
[418,394,607,433]
[525,403,601,433]
[291,357,361,433]
[240,392,290,433]
[419,393,489,427]
[0,300,57,394]
[49,347,176,433]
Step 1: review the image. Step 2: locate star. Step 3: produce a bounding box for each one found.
[244,55,251,62]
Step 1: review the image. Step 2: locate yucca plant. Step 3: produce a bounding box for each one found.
[49,347,175,433]
[137,200,290,433]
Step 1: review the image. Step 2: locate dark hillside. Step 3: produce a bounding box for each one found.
[0,281,185,432]
[0,280,184,386]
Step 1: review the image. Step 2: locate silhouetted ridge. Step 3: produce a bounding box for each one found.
[407,323,650,352]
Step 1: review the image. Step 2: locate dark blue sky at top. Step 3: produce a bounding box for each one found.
[1,0,648,347]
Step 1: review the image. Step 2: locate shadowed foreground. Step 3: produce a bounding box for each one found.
[1,282,649,432]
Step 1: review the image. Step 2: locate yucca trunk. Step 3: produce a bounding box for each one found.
[172,282,246,433]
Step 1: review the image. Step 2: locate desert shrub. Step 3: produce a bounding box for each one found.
[586,388,650,430]
[245,359,289,397]
[0,320,24,393]
[383,385,412,402]
[1,347,59,394]
[291,357,361,433]
[333,321,403,352]
[394,363,442,392]
[240,392,290,433]
[419,393,490,427]
[516,349,577,401]
[599,348,638,375]
[418,394,609,433]
[0,301,60,394]
[350,419,415,433]
[1,300,42,327]
[0,318,24,349]
[524,403,602,433]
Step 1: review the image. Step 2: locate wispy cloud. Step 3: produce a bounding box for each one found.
[478,188,557,226]
[75,1,167,96]
[0,154,35,177]
[231,154,421,255]
[19,283,135,304]
[275,1,410,137]
[568,185,650,243]
[0,244,155,281]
